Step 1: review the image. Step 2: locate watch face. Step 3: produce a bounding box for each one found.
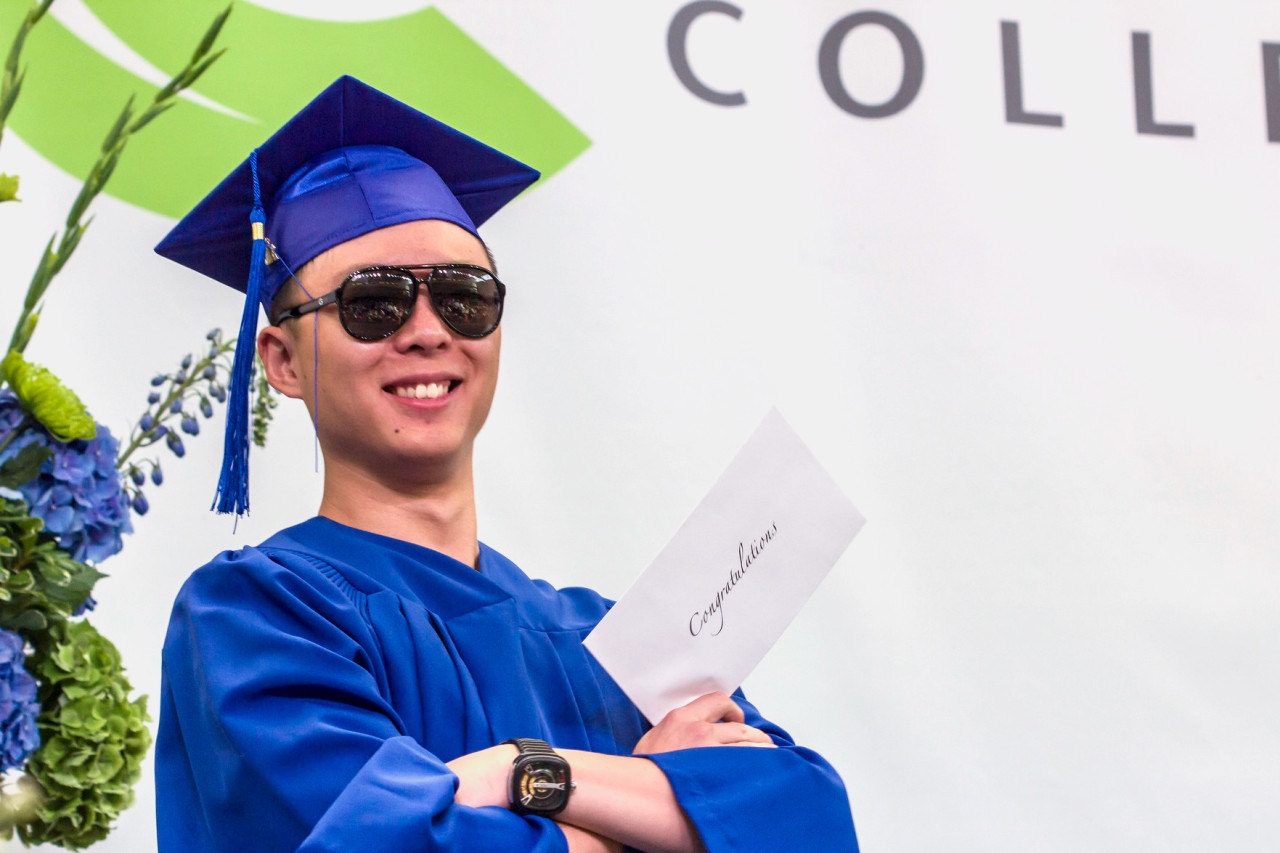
[513,757,571,812]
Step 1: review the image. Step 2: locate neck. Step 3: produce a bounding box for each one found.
[317,453,480,568]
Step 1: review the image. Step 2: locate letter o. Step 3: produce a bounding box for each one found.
[818,11,924,118]
[668,1,746,107]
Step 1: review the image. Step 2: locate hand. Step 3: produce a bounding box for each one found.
[632,692,775,755]
[447,743,519,809]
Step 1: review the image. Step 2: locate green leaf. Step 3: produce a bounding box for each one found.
[0,172,18,202]
[5,609,47,632]
[0,442,52,489]
[1,351,96,442]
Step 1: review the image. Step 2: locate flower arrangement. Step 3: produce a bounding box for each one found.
[0,3,272,848]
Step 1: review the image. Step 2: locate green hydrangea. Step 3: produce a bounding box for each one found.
[0,497,103,632]
[14,619,150,849]
[1,352,96,443]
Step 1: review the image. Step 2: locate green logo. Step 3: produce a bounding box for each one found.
[0,0,589,218]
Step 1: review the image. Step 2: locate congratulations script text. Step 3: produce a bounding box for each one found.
[688,522,779,637]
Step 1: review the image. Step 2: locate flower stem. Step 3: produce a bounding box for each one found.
[4,5,231,357]
[116,339,234,470]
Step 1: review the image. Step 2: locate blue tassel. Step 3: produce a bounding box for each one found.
[212,151,267,515]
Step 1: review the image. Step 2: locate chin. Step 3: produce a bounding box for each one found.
[388,437,476,478]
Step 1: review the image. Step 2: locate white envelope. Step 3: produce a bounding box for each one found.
[584,408,865,724]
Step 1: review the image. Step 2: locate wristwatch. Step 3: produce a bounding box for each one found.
[505,738,575,817]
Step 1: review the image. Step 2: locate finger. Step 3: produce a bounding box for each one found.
[717,723,771,745]
[682,691,744,724]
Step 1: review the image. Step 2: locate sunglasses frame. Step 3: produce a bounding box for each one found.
[271,263,506,340]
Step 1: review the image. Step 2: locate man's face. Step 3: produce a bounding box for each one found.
[258,219,501,486]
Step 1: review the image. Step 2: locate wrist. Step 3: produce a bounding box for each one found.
[506,738,576,817]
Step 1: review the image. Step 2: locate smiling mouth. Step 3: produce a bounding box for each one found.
[387,380,459,400]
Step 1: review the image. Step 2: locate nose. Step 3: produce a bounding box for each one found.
[392,291,451,351]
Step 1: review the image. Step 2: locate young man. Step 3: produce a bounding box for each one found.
[155,77,859,853]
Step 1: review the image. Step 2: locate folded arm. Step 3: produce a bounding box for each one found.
[449,692,774,853]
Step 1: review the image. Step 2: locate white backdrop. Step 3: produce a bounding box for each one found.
[2,1,1278,850]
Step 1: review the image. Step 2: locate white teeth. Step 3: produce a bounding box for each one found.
[394,382,449,399]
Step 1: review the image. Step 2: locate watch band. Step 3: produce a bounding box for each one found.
[505,738,560,758]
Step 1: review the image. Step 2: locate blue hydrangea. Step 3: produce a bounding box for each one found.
[0,391,133,564]
[0,628,40,772]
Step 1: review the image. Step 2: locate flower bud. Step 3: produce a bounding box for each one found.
[206,328,221,341]
[200,398,214,418]
[169,399,183,414]
[150,375,167,387]
[130,467,145,487]
[131,493,150,515]
[140,414,155,431]
[181,354,193,370]
[202,365,216,380]
[181,416,200,436]
[166,431,186,458]
[148,391,161,405]
[151,465,164,486]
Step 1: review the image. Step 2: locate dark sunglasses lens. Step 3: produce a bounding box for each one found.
[427,268,503,337]
[339,270,417,340]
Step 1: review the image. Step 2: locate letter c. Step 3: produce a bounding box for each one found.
[690,612,703,636]
[668,1,746,107]
[818,11,924,118]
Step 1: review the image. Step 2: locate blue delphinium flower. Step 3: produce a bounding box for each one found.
[0,391,134,564]
[0,628,40,772]
[166,431,185,458]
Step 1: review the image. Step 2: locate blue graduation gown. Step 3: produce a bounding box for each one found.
[157,517,859,852]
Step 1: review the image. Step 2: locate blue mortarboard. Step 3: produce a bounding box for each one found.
[155,75,539,515]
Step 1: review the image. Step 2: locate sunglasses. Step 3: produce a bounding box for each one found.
[272,264,505,340]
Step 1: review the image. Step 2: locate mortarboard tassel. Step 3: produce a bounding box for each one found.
[212,150,268,515]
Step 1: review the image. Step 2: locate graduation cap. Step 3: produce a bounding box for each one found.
[155,75,540,516]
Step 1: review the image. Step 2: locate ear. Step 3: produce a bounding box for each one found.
[258,324,305,400]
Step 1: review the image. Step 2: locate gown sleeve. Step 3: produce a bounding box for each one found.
[637,691,860,852]
[157,548,567,853]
